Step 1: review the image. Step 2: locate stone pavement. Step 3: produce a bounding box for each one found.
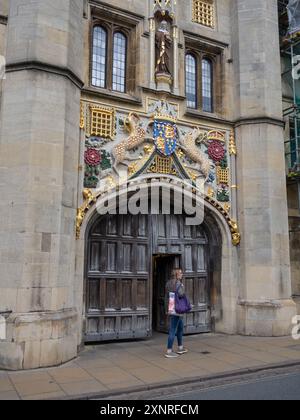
[1,333,300,400]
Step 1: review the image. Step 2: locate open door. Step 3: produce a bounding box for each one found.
[153,255,181,333]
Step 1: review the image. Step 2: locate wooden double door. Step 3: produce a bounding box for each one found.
[85,213,211,342]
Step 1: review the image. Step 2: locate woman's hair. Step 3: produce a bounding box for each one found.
[172,268,183,280]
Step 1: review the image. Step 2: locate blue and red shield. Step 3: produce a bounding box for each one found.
[153,119,178,156]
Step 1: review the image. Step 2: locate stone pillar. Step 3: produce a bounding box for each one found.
[232,0,297,336]
[0,0,83,369]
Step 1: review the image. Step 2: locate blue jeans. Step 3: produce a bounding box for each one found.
[167,316,184,350]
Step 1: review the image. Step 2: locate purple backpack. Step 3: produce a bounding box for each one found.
[175,285,192,315]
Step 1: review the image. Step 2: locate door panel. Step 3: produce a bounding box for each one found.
[85,214,151,342]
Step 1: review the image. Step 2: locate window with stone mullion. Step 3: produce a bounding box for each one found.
[185,48,214,113]
[91,23,128,93]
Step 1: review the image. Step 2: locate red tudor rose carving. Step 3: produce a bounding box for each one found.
[208,141,226,162]
[84,148,101,166]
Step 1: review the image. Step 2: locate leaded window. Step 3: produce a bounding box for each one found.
[92,26,107,88]
[186,54,197,109]
[113,32,127,93]
[202,58,213,113]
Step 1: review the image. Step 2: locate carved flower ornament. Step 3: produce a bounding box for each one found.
[208,141,226,162]
[84,148,101,167]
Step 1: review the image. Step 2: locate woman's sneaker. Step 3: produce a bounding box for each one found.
[177,348,189,355]
[165,352,179,359]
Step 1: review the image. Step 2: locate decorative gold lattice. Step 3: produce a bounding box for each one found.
[90,106,115,139]
[217,167,229,185]
[149,155,177,175]
[192,0,215,28]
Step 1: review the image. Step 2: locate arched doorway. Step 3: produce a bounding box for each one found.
[84,211,215,343]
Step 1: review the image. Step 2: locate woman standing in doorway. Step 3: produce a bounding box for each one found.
[165,268,189,359]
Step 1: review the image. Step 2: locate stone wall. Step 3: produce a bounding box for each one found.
[0,0,84,370]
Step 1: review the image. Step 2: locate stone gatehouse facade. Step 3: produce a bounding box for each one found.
[0,0,298,370]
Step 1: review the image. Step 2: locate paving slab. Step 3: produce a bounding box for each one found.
[89,367,139,385]
[0,377,14,392]
[0,390,20,400]
[13,380,63,398]
[22,391,67,401]
[59,380,108,397]
[48,367,93,384]
[9,371,52,385]
[129,366,180,384]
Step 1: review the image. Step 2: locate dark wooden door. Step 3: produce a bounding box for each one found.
[85,213,211,342]
[85,214,151,342]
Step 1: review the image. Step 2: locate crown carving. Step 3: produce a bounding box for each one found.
[154,112,177,123]
[207,130,226,143]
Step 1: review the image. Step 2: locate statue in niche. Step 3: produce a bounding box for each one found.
[155,20,172,76]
